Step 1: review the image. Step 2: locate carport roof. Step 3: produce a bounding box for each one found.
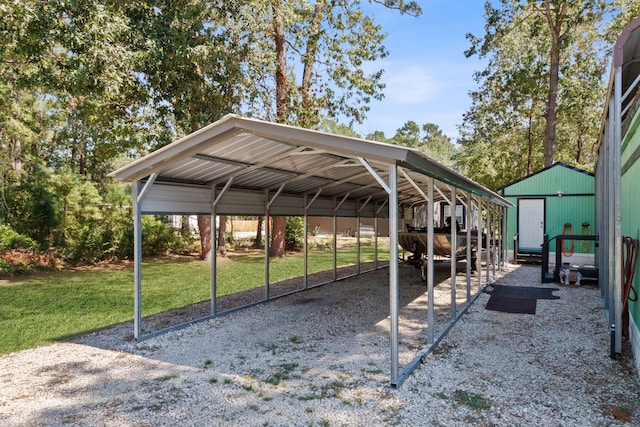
[109,114,510,208]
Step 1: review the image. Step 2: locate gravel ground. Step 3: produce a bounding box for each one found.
[1,262,640,426]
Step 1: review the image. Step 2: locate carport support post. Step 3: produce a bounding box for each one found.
[304,194,308,289]
[477,198,483,291]
[488,206,494,278]
[466,191,472,302]
[427,178,435,345]
[211,185,217,316]
[375,201,387,270]
[450,186,457,320]
[374,205,379,269]
[264,190,270,300]
[502,207,508,266]
[493,207,498,266]
[132,181,142,340]
[492,207,497,276]
[613,66,623,353]
[332,199,338,282]
[501,207,506,268]
[357,201,361,275]
[604,100,614,320]
[389,164,400,387]
[486,206,491,284]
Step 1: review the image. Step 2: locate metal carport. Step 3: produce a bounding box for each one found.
[109,114,511,387]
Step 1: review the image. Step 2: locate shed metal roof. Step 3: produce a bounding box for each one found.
[498,162,594,194]
[110,114,510,210]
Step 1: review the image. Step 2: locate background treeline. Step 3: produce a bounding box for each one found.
[0,0,425,269]
[1,1,639,272]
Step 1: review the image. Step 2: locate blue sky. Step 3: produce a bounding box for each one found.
[352,1,489,141]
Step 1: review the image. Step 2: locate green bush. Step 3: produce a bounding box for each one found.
[138,216,197,256]
[55,175,107,263]
[0,225,38,250]
[4,166,59,247]
[2,166,200,264]
[0,258,13,275]
[285,216,304,250]
[142,216,178,255]
[99,183,134,259]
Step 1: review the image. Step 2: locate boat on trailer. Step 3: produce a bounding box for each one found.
[398,230,480,279]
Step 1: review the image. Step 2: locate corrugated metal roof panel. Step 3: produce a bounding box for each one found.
[110,114,512,209]
[501,163,594,196]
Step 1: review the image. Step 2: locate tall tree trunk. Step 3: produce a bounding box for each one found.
[526,106,534,175]
[273,2,288,123]
[544,45,560,167]
[253,217,263,248]
[299,0,326,128]
[10,90,21,174]
[188,109,227,259]
[9,136,21,173]
[198,215,212,260]
[271,216,286,257]
[181,215,189,236]
[575,121,584,163]
[541,0,568,168]
[270,1,288,257]
[217,215,227,256]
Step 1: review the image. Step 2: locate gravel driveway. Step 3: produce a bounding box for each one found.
[1,263,639,426]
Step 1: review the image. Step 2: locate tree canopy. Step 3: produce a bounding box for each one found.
[1,0,639,267]
[0,0,422,263]
[457,0,616,189]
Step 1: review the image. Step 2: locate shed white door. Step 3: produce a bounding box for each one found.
[518,199,544,252]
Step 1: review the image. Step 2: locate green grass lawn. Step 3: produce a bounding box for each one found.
[0,239,389,355]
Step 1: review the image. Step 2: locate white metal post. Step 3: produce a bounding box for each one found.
[486,206,491,284]
[427,178,435,344]
[476,197,482,291]
[491,206,496,278]
[132,181,142,340]
[389,164,400,386]
[502,206,508,266]
[613,66,623,353]
[333,198,338,281]
[264,190,270,300]
[357,200,361,275]
[304,194,308,289]
[450,186,457,320]
[211,185,217,316]
[466,191,472,302]
[374,205,379,269]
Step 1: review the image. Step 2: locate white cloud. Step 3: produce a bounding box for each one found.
[384,65,443,104]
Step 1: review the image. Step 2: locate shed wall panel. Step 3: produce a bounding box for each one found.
[501,164,595,253]
[621,109,640,334]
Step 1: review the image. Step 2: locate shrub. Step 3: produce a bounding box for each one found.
[0,225,37,250]
[0,258,13,275]
[285,217,304,250]
[141,216,198,256]
[4,167,59,247]
[56,176,106,263]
